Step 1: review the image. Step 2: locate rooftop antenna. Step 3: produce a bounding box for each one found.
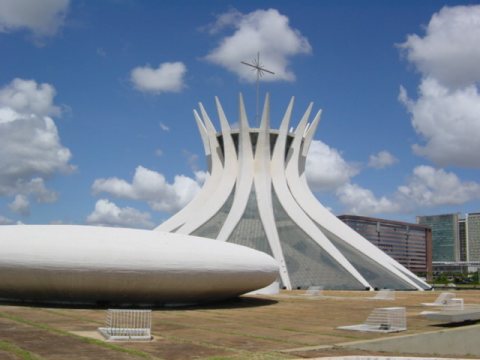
[241,52,275,126]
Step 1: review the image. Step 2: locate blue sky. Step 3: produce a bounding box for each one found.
[1,0,480,228]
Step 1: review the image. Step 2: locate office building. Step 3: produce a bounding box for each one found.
[459,218,467,261]
[417,214,460,262]
[338,215,432,277]
[467,213,480,261]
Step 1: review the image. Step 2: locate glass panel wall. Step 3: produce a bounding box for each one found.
[192,190,235,239]
[227,189,273,256]
[271,191,364,290]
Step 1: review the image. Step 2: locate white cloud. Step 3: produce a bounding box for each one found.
[0,78,74,200]
[337,165,480,215]
[336,183,401,216]
[8,194,30,215]
[159,122,170,131]
[203,8,242,35]
[0,214,14,225]
[399,78,480,168]
[86,199,153,229]
[305,140,359,191]
[399,5,480,88]
[368,150,397,169]
[399,5,480,169]
[23,178,58,203]
[92,166,202,213]
[194,170,208,186]
[0,0,69,38]
[398,165,480,207]
[205,8,311,82]
[131,62,186,94]
[0,78,60,116]
[5,177,58,204]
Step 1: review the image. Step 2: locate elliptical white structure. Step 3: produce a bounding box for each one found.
[0,225,278,304]
[156,94,431,291]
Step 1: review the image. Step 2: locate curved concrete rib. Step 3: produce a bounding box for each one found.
[156,110,223,232]
[159,94,430,291]
[273,102,371,289]
[176,101,238,234]
[302,110,321,158]
[254,94,291,288]
[298,109,321,175]
[285,113,427,290]
[290,174,427,289]
[217,94,255,242]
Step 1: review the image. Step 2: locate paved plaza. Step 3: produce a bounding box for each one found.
[0,290,479,359]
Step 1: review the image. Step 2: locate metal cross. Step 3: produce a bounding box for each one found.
[241,52,275,125]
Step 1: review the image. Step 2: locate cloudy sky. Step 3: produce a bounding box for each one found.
[1,0,480,228]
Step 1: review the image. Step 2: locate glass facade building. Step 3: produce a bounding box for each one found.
[459,218,467,261]
[467,213,480,261]
[338,215,432,278]
[417,214,459,262]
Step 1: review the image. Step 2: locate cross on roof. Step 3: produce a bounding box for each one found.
[241,52,275,125]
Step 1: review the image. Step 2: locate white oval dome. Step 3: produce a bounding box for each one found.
[0,225,279,305]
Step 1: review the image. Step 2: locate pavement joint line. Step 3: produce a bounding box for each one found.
[280,322,480,353]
